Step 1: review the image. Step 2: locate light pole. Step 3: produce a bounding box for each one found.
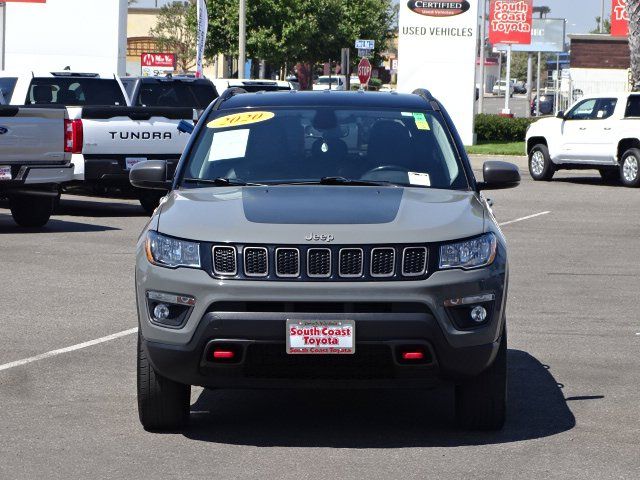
[478,0,487,114]
[238,0,246,79]
[600,0,605,33]
[0,2,6,71]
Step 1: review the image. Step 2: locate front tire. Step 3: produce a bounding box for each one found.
[528,144,555,181]
[455,328,507,431]
[620,148,640,187]
[9,194,56,227]
[137,334,190,431]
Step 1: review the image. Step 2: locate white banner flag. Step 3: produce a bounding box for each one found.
[196,0,208,78]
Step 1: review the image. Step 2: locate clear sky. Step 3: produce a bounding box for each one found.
[539,0,608,34]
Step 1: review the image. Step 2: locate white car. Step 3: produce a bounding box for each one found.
[212,78,294,94]
[492,80,514,97]
[0,71,195,212]
[313,75,347,91]
[526,92,640,187]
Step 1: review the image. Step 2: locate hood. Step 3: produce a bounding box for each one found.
[157,186,485,244]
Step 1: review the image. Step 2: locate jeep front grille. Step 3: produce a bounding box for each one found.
[339,248,364,277]
[244,247,268,277]
[212,246,237,275]
[276,248,300,277]
[208,244,432,281]
[307,248,331,277]
[371,248,395,277]
[402,247,428,276]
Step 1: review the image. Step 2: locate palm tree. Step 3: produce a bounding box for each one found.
[629,0,640,90]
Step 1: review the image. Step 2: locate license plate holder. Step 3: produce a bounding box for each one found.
[286,319,355,355]
[125,157,146,170]
[0,166,12,181]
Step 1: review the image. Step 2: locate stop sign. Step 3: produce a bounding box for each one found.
[358,58,372,86]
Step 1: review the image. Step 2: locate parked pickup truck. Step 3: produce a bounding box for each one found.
[120,75,218,118]
[526,93,640,187]
[0,72,195,212]
[0,105,74,227]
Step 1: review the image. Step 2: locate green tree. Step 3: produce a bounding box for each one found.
[590,17,612,33]
[150,1,197,73]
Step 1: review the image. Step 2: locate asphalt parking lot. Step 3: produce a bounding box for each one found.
[0,156,638,479]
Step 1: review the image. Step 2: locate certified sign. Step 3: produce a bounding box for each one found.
[286,320,355,354]
[406,1,470,17]
[141,53,176,77]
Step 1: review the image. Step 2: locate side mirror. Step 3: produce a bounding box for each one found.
[130,160,172,190]
[556,111,565,119]
[177,119,194,134]
[478,161,520,191]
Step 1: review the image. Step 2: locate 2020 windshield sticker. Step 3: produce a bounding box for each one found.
[207,111,275,129]
[412,112,430,131]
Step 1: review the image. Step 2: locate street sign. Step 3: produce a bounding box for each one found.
[358,57,372,86]
[357,48,372,58]
[355,39,375,50]
[489,0,533,45]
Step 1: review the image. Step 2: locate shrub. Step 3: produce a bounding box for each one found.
[475,114,535,143]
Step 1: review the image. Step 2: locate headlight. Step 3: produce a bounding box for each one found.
[439,233,497,270]
[145,231,201,268]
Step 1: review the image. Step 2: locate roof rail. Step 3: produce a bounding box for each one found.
[412,88,441,111]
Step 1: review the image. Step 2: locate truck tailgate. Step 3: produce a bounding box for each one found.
[80,107,194,156]
[0,106,69,164]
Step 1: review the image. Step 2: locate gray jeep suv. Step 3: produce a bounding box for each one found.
[131,89,520,432]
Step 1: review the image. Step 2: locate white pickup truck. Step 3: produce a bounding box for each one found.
[0,72,195,212]
[0,104,74,226]
[526,93,640,187]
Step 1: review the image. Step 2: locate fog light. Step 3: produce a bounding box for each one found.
[153,303,171,321]
[470,305,487,323]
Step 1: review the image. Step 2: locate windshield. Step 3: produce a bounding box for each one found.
[136,81,218,108]
[26,78,127,106]
[180,107,469,190]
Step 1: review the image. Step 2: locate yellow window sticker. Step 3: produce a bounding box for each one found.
[413,112,430,131]
[207,111,275,129]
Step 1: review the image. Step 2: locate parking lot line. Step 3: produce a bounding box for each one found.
[499,211,551,227]
[0,328,138,373]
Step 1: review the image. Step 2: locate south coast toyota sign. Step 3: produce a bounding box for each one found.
[407,1,470,17]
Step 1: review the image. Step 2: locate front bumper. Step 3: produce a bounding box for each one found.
[136,245,508,388]
[0,163,74,193]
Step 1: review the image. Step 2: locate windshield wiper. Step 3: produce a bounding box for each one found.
[273,177,399,187]
[182,177,266,187]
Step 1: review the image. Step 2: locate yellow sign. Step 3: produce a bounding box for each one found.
[207,111,275,129]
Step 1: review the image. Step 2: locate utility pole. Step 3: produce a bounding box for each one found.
[478,0,487,114]
[600,0,605,33]
[238,0,246,79]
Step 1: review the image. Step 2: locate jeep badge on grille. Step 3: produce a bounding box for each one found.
[305,233,335,242]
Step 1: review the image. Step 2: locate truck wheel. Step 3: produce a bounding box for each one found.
[9,195,55,228]
[620,148,640,187]
[528,144,555,181]
[137,333,190,431]
[138,191,165,215]
[455,328,507,431]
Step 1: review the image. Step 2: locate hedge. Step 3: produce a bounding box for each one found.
[475,114,536,143]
